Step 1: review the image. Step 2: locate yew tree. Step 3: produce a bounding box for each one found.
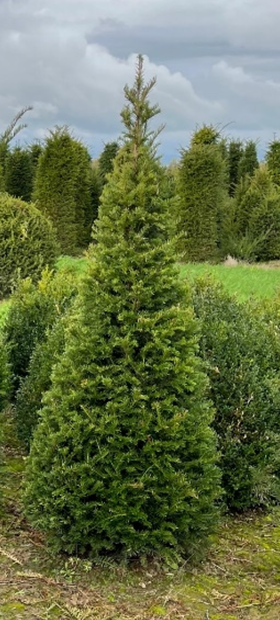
[24,56,220,561]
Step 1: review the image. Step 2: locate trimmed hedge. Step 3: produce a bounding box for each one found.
[0,194,58,298]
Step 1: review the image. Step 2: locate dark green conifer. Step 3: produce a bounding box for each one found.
[72,141,93,249]
[33,127,91,255]
[266,139,280,186]
[24,55,220,560]
[5,146,33,201]
[238,140,259,182]
[98,141,119,186]
[88,165,102,236]
[29,143,43,188]
[0,164,5,193]
[177,142,226,262]
[228,140,244,197]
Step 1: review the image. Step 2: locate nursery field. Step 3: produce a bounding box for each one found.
[1,409,280,620]
[1,258,280,329]
[56,255,280,302]
[1,260,280,619]
[181,262,280,302]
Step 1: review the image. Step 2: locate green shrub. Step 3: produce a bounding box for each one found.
[23,56,220,561]
[0,342,10,413]
[15,312,70,449]
[5,146,33,202]
[3,267,78,398]
[192,277,280,510]
[0,194,58,298]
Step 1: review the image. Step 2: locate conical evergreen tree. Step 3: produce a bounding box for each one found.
[24,55,220,560]
[0,163,5,193]
[238,140,259,182]
[33,127,91,255]
[88,164,102,231]
[5,146,33,201]
[177,141,227,262]
[228,140,244,197]
[190,124,220,147]
[98,141,119,187]
[29,142,43,189]
[72,141,93,249]
[266,139,280,186]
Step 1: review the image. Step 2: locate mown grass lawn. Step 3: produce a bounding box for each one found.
[56,255,280,302]
[180,262,280,302]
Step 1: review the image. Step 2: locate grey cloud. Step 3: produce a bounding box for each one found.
[0,0,279,160]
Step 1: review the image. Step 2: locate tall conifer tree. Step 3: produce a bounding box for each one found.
[177,141,226,262]
[238,140,259,182]
[228,140,244,197]
[98,141,119,187]
[33,128,91,254]
[266,139,280,186]
[24,56,220,560]
[5,146,33,201]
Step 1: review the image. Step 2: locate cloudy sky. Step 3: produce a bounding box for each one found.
[0,0,279,161]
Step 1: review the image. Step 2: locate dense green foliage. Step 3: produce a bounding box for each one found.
[192,277,280,510]
[24,56,220,561]
[228,140,244,197]
[176,139,226,261]
[72,141,93,248]
[238,140,259,182]
[5,146,33,201]
[0,163,5,192]
[29,142,43,188]
[232,167,280,261]
[266,139,280,186]
[13,271,78,448]
[0,194,58,299]
[88,165,102,229]
[0,343,10,413]
[236,166,271,237]
[98,141,119,187]
[3,268,77,399]
[190,124,220,147]
[33,127,92,254]
[15,310,72,449]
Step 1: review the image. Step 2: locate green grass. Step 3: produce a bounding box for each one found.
[1,260,280,333]
[56,256,280,302]
[55,254,88,275]
[180,262,280,301]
